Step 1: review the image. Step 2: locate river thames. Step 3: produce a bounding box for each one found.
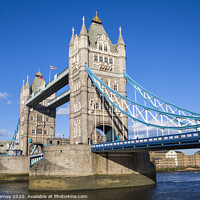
[0,171,200,200]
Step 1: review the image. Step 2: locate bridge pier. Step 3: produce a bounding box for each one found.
[0,156,29,181]
[29,144,156,190]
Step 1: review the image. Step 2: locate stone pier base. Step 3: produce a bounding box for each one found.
[0,156,29,181]
[30,145,156,191]
[30,174,155,191]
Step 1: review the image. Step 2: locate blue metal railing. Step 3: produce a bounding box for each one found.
[92,131,200,152]
[30,153,43,166]
[85,64,200,130]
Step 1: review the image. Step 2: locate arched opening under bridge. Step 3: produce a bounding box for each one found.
[92,125,118,144]
[29,143,44,155]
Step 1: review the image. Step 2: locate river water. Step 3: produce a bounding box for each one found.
[0,171,200,200]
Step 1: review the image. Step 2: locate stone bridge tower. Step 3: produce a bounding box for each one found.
[19,71,56,155]
[69,13,128,144]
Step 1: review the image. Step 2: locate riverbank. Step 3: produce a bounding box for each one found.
[0,173,29,181]
[156,167,200,172]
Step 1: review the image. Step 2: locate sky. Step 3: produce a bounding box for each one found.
[0,0,200,155]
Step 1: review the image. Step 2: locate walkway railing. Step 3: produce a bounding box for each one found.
[85,64,200,140]
[92,131,200,152]
[26,68,69,105]
[30,153,43,167]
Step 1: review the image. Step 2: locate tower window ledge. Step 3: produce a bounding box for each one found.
[90,47,96,50]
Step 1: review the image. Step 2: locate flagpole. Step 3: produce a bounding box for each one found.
[49,68,51,83]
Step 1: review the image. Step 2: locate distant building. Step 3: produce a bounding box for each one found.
[184,155,196,167]
[46,138,70,145]
[91,131,106,144]
[0,140,10,154]
[176,151,185,167]
[194,153,200,166]
[150,150,200,168]
[0,140,19,155]
[166,150,178,166]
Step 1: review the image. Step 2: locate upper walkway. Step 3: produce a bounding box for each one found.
[26,68,69,107]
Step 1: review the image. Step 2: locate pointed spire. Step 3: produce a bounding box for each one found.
[21,79,25,92]
[25,75,30,87]
[79,16,87,36]
[92,11,102,24]
[69,27,75,46]
[117,27,125,45]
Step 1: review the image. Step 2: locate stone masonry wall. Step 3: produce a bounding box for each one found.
[0,156,29,174]
[29,144,156,190]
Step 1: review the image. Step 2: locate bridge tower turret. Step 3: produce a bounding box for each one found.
[69,13,128,144]
[19,71,56,155]
[19,76,30,155]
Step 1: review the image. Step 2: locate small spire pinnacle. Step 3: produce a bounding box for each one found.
[92,11,102,24]
[117,26,125,45]
[82,16,85,24]
[21,79,25,92]
[80,16,87,36]
[25,75,30,87]
[36,70,42,77]
[69,27,75,46]
[119,27,122,34]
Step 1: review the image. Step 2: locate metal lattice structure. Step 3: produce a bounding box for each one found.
[30,145,38,155]
[86,64,200,139]
[8,118,20,150]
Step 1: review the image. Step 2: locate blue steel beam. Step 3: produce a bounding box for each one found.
[9,118,20,150]
[86,64,200,130]
[124,71,200,117]
[91,131,200,152]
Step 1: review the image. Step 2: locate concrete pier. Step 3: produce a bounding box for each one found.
[0,156,29,181]
[29,145,156,190]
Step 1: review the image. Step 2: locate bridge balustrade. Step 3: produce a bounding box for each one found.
[92,131,200,152]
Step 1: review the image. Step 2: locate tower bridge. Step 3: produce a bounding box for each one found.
[10,12,200,156]
[1,13,200,191]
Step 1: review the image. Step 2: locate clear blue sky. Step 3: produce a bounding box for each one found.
[0,0,200,155]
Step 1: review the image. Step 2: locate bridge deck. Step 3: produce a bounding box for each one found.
[26,68,69,107]
[47,90,70,108]
[91,131,200,153]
